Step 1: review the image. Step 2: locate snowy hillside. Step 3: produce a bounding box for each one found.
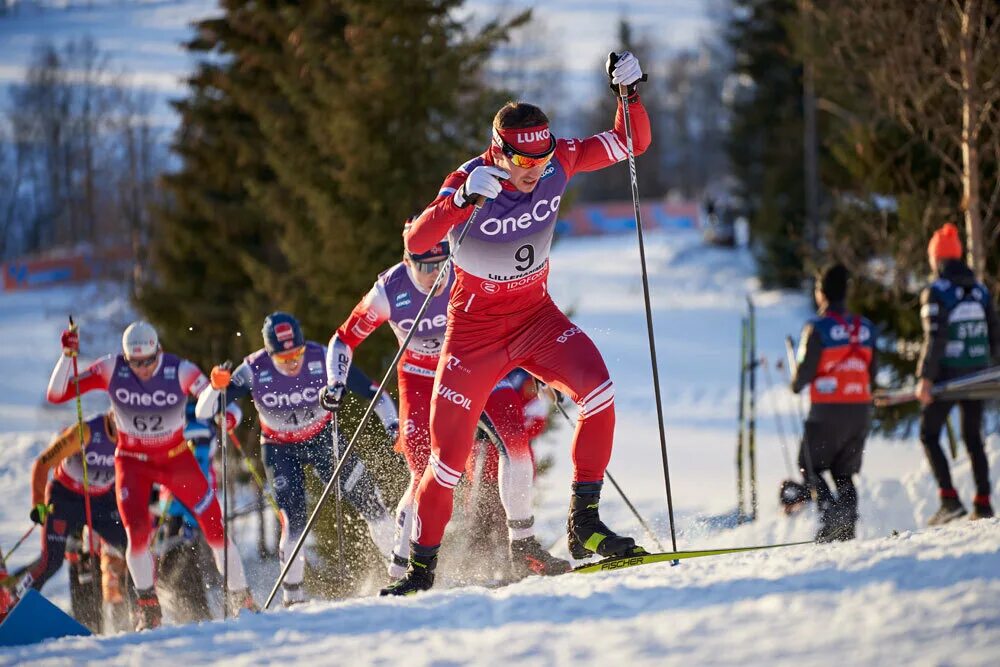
[1,229,998,663]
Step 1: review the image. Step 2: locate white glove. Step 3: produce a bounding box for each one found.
[454,166,509,208]
[606,51,643,92]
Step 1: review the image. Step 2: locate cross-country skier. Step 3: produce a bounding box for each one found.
[27,410,131,614]
[790,264,876,542]
[324,241,569,582]
[381,51,651,595]
[916,223,1000,523]
[151,403,222,623]
[46,321,257,629]
[197,312,396,606]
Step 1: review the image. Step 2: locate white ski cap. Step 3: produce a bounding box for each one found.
[122,321,159,359]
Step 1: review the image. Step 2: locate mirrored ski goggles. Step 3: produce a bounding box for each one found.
[271,345,306,363]
[127,354,158,369]
[414,259,447,274]
[492,130,556,169]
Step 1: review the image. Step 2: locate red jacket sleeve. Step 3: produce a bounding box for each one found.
[46,355,114,403]
[404,164,479,255]
[558,97,651,178]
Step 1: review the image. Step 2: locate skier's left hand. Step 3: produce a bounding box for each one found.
[30,502,53,525]
[320,383,346,413]
[606,51,644,96]
[210,365,231,390]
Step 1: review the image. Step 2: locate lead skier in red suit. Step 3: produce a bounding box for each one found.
[383,51,651,595]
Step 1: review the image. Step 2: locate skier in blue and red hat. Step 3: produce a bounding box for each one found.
[198,311,397,606]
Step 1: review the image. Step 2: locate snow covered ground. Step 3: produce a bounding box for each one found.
[1,229,998,664]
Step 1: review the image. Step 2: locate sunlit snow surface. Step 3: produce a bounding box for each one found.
[1,229,998,664]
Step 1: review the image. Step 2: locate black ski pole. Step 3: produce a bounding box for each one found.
[617,69,678,553]
[263,197,488,609]
[545,384,665,552]
[759,356,796,477]
[332,415,347,580]
[747,297,758,521]
[218,361,231,619]
[784,335,817,503]
[736,317,747,521]
[1,525,37,566]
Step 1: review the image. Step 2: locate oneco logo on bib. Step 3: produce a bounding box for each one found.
[86,451,116,467]
[398,314,447,333]
[261,387,319,408]
[114,388,179,407]
[479,196,561,236]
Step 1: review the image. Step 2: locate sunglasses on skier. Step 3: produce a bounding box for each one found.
[413,259,447,274]
[271,345,306,363]
[491,129,556,169]
[127,354,158,369]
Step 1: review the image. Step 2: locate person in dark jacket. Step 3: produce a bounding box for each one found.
[916,223,1000,524]
[791,263,877,542]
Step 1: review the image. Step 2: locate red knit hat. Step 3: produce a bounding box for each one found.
[927,223,963,260]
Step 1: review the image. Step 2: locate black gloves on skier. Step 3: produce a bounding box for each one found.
[606,51,645,98]
[30,502,53,525]
[319,382,346,413]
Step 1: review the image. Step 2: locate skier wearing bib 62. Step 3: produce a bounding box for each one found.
[381,51,651,595]
[46,321,257,629]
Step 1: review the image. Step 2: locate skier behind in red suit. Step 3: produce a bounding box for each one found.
[46,321,257,629]
[382,51,651,595]
[324,236,569,582]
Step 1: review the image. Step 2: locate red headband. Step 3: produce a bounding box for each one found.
[493,124,553,155]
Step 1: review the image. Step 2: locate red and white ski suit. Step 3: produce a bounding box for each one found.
[46,352,246,591]
[329,262,541,567]
[405,98,651,548]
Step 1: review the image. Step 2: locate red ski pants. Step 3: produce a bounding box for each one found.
[397,370,536,493]
[115,444,225,554]
[412,294,615,547]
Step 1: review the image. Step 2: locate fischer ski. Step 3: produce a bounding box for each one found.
[572,540,814,574]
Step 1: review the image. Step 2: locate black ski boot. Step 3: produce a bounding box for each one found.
[928,494,967,526]
[379,543,437,596]
[135,588,162,631]
[970,496,994,520]
[510,533,572,577]
[567,481,643,559]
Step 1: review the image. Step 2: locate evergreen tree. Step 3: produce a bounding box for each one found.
[726,0,809,288]
[137,0,529,591]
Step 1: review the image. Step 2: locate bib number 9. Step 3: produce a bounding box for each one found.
[514,243,535,271]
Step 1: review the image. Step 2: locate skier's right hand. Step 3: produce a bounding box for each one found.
[319,382,346,413]
[454,166,509,208]
[60,328,79,357]
[30,502,52,525]
[210,365,232,390]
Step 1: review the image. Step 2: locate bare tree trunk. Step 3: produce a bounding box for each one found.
[959,0,984,279]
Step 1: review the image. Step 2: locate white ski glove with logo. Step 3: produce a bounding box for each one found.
[606,51,644,96]
[454,165,510,208]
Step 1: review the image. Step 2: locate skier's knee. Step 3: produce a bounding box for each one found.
[428,452,463,490]
[577,378,615,419]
